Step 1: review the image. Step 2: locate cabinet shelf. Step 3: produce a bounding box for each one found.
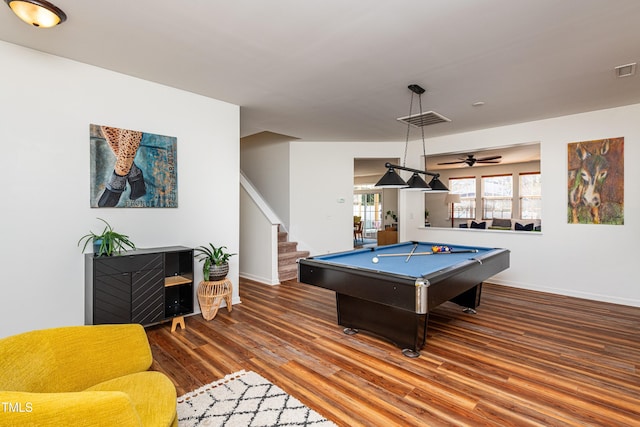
[165,275,192,287]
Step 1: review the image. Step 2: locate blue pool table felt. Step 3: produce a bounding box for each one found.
[312,242,493,278]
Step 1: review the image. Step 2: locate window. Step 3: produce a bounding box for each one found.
[520,172,541,219]
[449,177,476,219]
[482,175,512,219]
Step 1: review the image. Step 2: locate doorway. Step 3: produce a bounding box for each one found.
[353,190,382,241]
[353,157,399,246]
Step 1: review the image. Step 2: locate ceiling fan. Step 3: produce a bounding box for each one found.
[437,153,502,167]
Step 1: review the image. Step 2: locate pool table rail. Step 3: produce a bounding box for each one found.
[298,258,421,312]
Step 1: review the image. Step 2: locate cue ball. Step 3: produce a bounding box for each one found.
[372,257,379,263]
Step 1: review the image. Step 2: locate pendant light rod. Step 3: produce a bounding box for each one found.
[384,162,439,178]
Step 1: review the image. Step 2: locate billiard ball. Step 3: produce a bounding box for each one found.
[372,257,379,263]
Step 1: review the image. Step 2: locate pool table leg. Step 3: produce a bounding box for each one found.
[451,283,483,314]
[336,293,427,357]
[402,348,420,358]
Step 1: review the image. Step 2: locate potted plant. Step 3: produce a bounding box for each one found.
[385,210,398,230]
[78,218,135,256]
[194,243,236,281]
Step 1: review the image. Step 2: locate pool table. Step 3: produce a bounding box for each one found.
[298,241,509,357]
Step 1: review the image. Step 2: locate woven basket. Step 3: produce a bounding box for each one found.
[197,279,232,321]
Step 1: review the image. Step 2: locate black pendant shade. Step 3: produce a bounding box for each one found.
[405,173,431,191]
[376,162,448,191]
[428,176,449,192]
[375,167,408,188]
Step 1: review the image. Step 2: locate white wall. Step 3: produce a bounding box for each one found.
[0,41,240,338]
[240,133,291,229]
[239,186,278,284]
[289,104,639,307]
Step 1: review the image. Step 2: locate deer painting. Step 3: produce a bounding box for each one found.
[568,138,624,225]
[568,140,609,223]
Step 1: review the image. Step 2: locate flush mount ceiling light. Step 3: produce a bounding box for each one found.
[375,84,449,192]
[5,0,67,28]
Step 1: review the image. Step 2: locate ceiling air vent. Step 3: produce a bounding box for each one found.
[397,111,451,128]
[615,63,636,78]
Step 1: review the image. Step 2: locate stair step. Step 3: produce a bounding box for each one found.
[278,250,310,264]
[278,263,298,281]
[276,227,305,282]
[278,241,299,253]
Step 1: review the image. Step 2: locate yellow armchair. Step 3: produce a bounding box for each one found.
[0,324,177,427]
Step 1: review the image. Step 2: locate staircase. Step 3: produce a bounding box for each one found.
[278,227,309,282]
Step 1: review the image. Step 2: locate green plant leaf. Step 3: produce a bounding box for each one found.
[194,243,236,267]
[78,218,135,256]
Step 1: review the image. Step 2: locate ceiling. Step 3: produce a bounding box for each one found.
[1,1,639,142]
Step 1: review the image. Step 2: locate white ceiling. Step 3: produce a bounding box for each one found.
[1,1,639,142]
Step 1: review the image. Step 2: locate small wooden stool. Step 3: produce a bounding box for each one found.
[197,278,233,321]
[171,316,185,332]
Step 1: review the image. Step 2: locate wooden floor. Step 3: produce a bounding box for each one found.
[147,278,640,426]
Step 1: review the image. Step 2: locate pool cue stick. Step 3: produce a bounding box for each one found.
[376,249,479,258]
[376,252,433,257]
[405,243,418,262]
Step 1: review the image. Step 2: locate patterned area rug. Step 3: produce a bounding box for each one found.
[177,370,336,426]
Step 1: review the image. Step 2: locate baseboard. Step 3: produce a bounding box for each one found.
[239,272,280,286]
[486,279,640,308]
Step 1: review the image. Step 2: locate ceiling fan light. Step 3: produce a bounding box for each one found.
[5,0,66,28]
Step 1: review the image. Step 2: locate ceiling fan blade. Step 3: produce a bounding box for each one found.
[438,154,502,166]
[437,160,466,165]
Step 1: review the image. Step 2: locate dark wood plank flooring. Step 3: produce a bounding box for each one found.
[146,278,640,426]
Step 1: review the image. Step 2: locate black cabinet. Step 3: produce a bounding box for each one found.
[163,249,195,318]
[85,246,194,326]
